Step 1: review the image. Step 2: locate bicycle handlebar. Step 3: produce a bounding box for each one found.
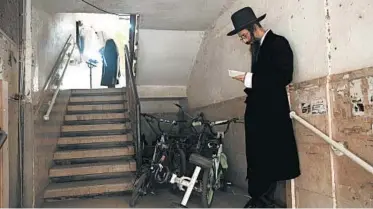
[192,116,241,136]
[141,113,188,134]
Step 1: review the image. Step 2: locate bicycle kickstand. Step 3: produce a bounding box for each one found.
[170,166,202,208]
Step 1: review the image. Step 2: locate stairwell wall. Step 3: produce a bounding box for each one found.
[187,0,373,207]
[22,3,76,207]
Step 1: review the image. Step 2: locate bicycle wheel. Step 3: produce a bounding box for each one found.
[169,147,186,192]
[218,166,228,192]
[201,167,215,208]
[130,172,148,207]
[171,147,186,176]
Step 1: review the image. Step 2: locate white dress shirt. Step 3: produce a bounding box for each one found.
[244,30,270,88]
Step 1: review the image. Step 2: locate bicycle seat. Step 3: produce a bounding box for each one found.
[86,59,98,67]
[189,153,212,169]
[88,59,98,64]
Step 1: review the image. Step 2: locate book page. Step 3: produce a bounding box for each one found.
[228,70,246,78]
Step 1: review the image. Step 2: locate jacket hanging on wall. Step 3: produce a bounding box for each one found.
[101,39,120,87]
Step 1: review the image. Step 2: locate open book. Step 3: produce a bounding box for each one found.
[228,70,246,78]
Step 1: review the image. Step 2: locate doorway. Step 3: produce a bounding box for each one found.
[61,13,130,90]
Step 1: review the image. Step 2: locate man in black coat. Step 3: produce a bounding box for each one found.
[227,7,301,208]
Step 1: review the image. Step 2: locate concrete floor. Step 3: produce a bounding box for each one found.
[42,186,249,208]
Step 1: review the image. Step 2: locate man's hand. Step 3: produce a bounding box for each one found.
[233,73,246,82]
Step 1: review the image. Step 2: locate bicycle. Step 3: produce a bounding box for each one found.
[130,113,187,207]
[169,112,240,208]
[194,116,238,208]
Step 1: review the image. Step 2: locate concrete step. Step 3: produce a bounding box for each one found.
[49,159,136,177]
[61,123,130,133]
[67,104,126,112]
[53,146,134,160]
[71,88,125,95]
[42,196,130,208]
[65,113,129,121]
[44,176,134,199]
[58,134,132,145]
[69,95,124,103]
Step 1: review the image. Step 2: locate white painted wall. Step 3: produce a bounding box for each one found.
[187,0,331,108]
[31,6,75,104]
[137,85,186,98]
[137,29,204,86]
[329,0,373,74]
[188,0,373,108]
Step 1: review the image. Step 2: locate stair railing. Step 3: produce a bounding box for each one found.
[290,111,373,174]
[125,45,142,170]
[43,36,75,121]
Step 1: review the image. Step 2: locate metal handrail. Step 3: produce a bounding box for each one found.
[125,44,142,170]
[43,43,75,121]
[290,111,373,174]
[43,35,73,91]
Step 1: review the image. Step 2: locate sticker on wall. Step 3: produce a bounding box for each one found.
[301,102,311,114]
[368,77,373,105]
[311,99,327,115]
[350,79,365,116]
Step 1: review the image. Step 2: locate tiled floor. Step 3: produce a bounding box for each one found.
[42,186,249,208]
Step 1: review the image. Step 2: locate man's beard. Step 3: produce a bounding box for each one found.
[246,32,260,45]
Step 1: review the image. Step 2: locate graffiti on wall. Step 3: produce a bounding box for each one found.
[311,99,327,115]
[300,98,327,115]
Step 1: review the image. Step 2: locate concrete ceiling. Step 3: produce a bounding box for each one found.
[32,0,234,30]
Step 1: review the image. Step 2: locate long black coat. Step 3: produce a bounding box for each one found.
[244,31,300,182]
[101,39,120,87]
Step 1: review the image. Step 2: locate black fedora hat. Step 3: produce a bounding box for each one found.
[227,7,266,36]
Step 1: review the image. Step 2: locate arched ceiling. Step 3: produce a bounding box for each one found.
[32,0,235,30]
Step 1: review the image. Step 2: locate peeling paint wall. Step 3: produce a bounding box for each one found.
[0,28,20,207]
[329,68,373,207]
[0,0,21,44]
[289,78,334,207]
[0,0,21,206]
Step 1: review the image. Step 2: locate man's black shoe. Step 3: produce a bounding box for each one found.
[244,198,265,208]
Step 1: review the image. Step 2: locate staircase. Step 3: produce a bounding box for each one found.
[43,88,136,204]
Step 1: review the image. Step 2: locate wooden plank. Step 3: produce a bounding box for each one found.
[0,80,9,208]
